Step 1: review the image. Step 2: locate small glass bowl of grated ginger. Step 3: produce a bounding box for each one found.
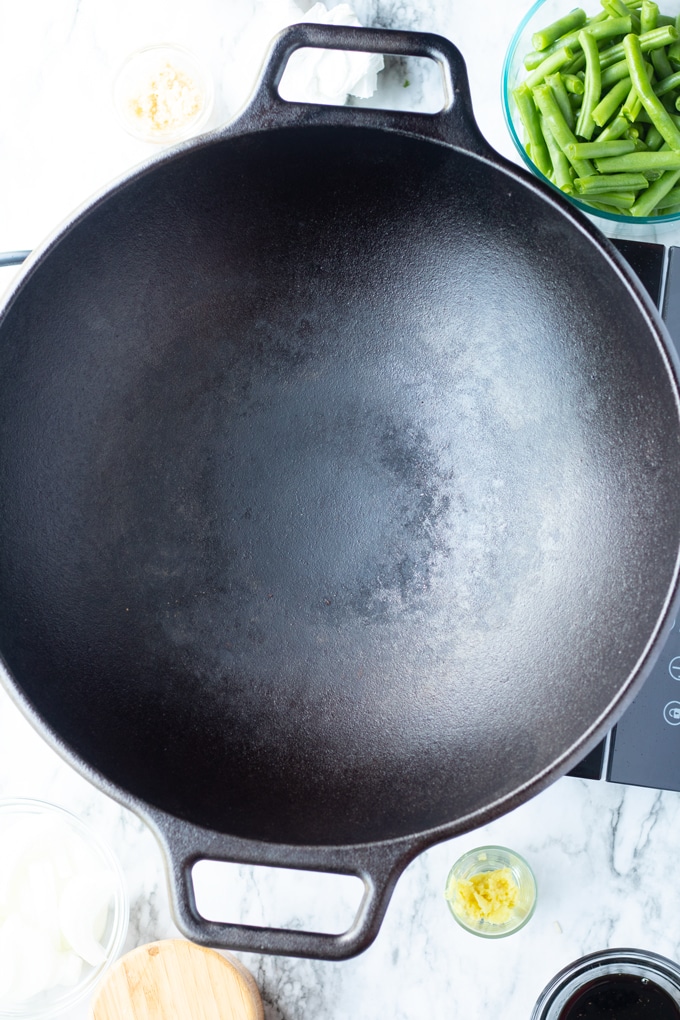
[444,845,537,938]
[113,44,214,145]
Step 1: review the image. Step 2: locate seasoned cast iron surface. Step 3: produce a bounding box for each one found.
[0,126,679,845]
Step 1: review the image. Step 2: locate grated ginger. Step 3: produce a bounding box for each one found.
[128,61,203,136]
[448,866,519,924]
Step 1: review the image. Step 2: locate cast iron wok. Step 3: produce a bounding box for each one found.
[0,25,679,960]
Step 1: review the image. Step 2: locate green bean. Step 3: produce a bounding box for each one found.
[645,122,666,146]
[623,32,680,147]
[575,29,602,136]
[653,182,680,203]
[563,72,586,93]
[587,193,638,209]
[595,148,680,168]
[601,57,634,87]
[651,43,674,77]
[524,15,633,67]
[622,79,644,120]
[532,8,587,50]
[592,76,632,124]
[653,68,680,93]
[566,138,637,157]
[596,113,634,139]
[524,46,575,88]
[574,170,650,190]
[546,72,576,127]
[543,122,576,190]
[598,24,678,67]
[641,0,660,31]
[564,51,588,73]
[513,85,553,177]
[631,165,680,209]
[604,0,642,28]
[532,82,597,176]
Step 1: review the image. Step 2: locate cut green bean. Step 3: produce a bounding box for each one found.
[574,170,650,190]
[601,58,634,87]
[595,148,680,168]
[622,79,644,120]
[653,182,680,204]
[564,51,588,74]
[641,0,660,31]
[631,165,680,210]
[587,193,638,209]
[596,114,633,139]
[598,24,678,67]
[645,122,666,146]
[543,122,576,190]
[513,85,552,177]
[523,15,633,67]
[546,72,576,127]
[563,72,586,93]
[651,43,674,77]
[653,68,680,93]
[592,76,632,124]
[532,8,587,50]
[532,82,596,176]
[607,0,643,28]
[566,138,637,157]
[624,31,680,147]
[575,29,602,137]
[524,46,576,88]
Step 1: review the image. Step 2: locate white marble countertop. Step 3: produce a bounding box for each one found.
[3,1,680,1018]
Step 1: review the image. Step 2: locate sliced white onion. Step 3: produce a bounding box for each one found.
[0,813,116,1004]
[58,873,114,967]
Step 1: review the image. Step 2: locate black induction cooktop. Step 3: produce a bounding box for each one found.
[569,239,680,790]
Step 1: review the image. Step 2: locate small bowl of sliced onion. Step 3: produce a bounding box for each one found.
[0,798,128,1018]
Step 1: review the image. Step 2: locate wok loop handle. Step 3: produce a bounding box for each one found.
[230,23,493,156]
[147,810,418,960]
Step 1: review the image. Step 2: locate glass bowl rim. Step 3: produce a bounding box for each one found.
[0,797,129,1019]
[112,42,215,144]
[501,0,680,226]
[531,947,680,1018]
[445,844,537,939]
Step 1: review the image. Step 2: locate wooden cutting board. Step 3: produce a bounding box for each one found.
[89,939,264,1020]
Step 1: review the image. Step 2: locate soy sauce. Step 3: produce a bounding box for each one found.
[559,974,680,1019]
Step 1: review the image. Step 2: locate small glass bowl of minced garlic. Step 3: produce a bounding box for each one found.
[444,845,537,938]
[113,44,214,145]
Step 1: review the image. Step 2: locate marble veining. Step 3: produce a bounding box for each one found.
[2,1,680,1017]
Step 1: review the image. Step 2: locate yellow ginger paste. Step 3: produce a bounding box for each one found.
[128,61,202,137]
[449,866,519,924]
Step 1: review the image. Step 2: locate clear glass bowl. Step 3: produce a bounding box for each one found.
[0,798,129,1018]
[444,845,537,938]
[502,0,680,225]
[113,43,214,145]
[531,948,680,1018]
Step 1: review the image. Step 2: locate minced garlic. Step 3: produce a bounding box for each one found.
[127,61,203,137]
[447,866,519,925]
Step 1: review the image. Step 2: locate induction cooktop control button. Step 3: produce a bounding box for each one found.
[669,657,680,681]
[663,702,680,725]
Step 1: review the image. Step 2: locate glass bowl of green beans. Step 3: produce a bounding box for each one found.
[503,0,680,222]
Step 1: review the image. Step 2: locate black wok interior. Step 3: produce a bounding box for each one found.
[0,125,679,846]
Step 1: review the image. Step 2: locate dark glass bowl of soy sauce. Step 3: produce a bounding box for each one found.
[532,949,680,1019]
